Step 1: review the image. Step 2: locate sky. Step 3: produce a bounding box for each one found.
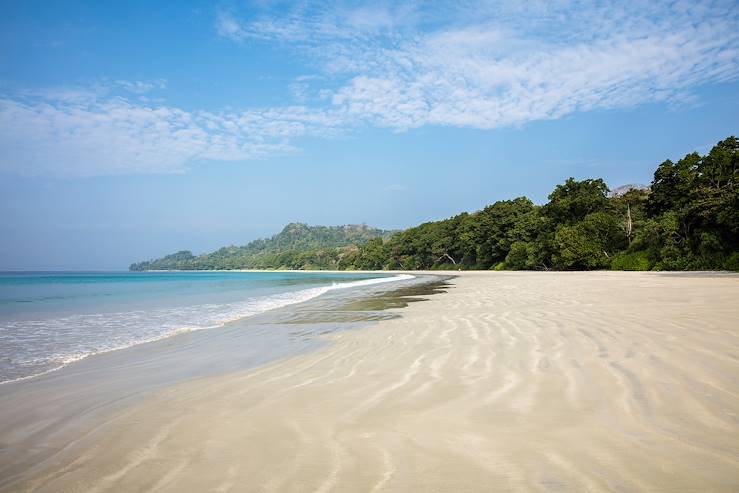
[1,1,738,270]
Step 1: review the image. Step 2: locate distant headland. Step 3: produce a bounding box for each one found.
[131,137,739,272]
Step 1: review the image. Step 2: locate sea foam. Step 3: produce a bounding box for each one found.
[0,274,413,384]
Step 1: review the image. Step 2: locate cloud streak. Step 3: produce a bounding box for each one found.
[0,90,342,177]
[2,1,738,176]
[236,1,739,130]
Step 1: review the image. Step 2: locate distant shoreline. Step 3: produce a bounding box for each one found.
[134,268,739,274]
[131,138,739,274]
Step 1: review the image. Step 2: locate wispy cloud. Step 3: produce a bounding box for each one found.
[2,1,737,177]
[0,88,342,177]
[114,79,167,94]
[215,3,415,44]
[215,11,250,42]
[229,0,739,130]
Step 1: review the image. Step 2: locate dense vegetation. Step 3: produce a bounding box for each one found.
[132,137,738,272]
[129,223,394,270]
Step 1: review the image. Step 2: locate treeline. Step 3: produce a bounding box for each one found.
[130,223,393,271]
[131,136,738,271]
[342,137,738,271]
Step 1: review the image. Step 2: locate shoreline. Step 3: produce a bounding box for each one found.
[5,271,739,491]
[0,271,414,386]
[0,273,447,490]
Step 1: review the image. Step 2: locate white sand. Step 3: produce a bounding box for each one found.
[12,271,739,492]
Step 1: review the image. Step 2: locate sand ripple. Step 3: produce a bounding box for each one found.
[11,272,739,492]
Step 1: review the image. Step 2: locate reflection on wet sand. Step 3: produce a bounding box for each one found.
[0,274,446,490]
[277,277,453,326]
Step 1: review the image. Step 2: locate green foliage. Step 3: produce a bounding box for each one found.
[611,251,652,271]
[504,241,541,270]
[544,178,610,224]
[504,242,528,270]
[476,198,541,266]
[725,252,739,272]
[551,212,625,269]
[552,226,606,269]
[130,224,393,271]
[647,155,698,217]
[131,136,739,272]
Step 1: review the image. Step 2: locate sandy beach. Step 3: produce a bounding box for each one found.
[8,271,739,492]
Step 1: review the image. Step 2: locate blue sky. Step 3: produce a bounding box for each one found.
[1,0,738,270]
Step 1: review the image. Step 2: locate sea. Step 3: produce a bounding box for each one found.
[0,271,411,384]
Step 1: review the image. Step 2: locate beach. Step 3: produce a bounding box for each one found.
[5,271,739,492]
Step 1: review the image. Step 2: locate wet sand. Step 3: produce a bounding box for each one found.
[0,274,446,490]
[7,271,739,492]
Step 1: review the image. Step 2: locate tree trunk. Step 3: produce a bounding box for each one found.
[437,253,457,265]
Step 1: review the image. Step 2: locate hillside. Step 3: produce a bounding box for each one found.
[333,137,736,272]
[129,223,394,271]
[131,136,738,272]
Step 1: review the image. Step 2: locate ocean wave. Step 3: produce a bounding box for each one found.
[0,274,413,385]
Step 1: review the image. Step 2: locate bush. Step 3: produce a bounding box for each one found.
[654,252,726,271]
[504,241,545,270]
[724,252,739,271]
[552,225,608,269]
[505,242,529,270]
[611,251,652,271]
[654,258,688,271]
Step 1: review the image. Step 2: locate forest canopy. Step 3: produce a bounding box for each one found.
[131,137,739,272]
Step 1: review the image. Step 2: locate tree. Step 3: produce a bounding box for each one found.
[647,155,698,217]
[130,136,738,273]
[544,178,610,225]
[552,212,625,269]
[475,198,540,267]
[504,241,543,270]
[610,188,650,247]
[688,137,739,256]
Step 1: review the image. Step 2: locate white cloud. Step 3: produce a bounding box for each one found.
[2,1,737,177]
[220,1,739,130]
[0,91,342,177]
[288,75,323,102]
[114,79,167,94]
[215,11,250,42]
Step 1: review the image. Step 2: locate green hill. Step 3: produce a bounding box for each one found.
[129,223,394,271]
[132,136,738,272]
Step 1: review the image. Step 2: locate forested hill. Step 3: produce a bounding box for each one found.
[129,223,394,270]
[131,136,739,272]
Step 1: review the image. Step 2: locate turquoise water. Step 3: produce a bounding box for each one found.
[0,271,407,383]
